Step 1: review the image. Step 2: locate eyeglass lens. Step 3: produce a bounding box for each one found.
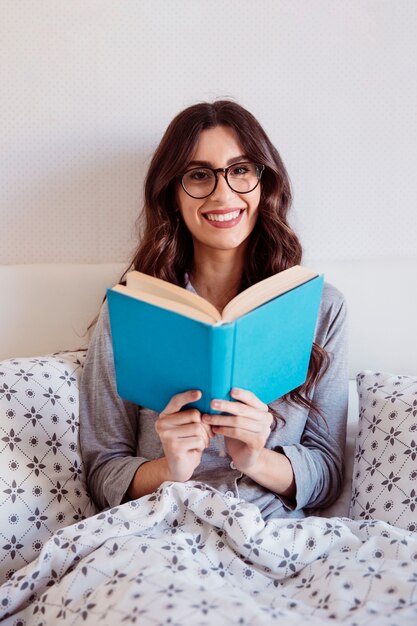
[182,162,262,199]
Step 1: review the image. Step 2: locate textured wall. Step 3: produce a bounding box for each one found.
[1,0,416,264]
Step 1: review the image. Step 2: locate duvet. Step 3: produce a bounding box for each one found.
[1,482,416,625]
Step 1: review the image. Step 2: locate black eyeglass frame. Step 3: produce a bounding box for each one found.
[176,162,265,199]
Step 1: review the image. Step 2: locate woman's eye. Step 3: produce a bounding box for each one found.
[231,165,250,176]
[190,170,211,181]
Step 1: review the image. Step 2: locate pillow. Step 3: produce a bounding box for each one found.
[0,351,97,584]
[349,370,417,530]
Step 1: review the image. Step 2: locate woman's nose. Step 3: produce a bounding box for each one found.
[210,172,236,201]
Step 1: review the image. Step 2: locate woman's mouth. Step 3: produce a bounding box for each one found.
[202,209,244,228]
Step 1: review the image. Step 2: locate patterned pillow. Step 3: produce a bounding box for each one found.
[0,352,97,584]
[349,370,417,530]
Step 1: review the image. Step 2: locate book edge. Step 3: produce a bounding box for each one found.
[110,285,219,325]
[221,266,319,322]
[126,270,221,321]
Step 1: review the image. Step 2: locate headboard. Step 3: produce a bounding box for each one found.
[1,260,416,378]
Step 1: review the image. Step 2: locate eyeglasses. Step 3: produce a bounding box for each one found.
[177,161,265,199]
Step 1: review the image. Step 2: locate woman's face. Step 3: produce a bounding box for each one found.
[177,125,261,256]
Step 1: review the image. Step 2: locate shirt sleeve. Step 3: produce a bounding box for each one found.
[79,302,150,510]
[278,284,349,511]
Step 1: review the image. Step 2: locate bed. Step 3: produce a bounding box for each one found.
[0,259,416,624]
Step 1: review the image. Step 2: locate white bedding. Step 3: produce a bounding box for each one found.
[1,482,416,625]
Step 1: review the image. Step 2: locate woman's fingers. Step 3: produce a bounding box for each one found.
[158,407,203,429]
[170,435,208,454]
[211,399,255,418]
[230,387,269,411]
[206,424,256,444]
[201,420,215,440]
[161,389,201,416]
[161,388,268,417]
[155,416,213,448]
[210,400,270,422]
[202,388,273,441]
[156,391,214,482]
[203,412,271,434]
[159,390,214,440]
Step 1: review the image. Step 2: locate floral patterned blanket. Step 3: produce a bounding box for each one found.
[1,482,416,625]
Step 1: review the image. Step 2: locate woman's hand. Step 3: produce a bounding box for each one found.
[155,390,213,482]
[202,388,273,473]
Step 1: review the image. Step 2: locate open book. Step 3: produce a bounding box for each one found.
[111,265,319,324]
[107,266,324,413]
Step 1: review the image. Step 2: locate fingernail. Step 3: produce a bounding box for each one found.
[211,400,220,408]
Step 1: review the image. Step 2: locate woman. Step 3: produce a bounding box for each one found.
[79,100,348,520]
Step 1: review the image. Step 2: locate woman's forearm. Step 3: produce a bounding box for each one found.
[127,457,172,499]
[242,448,296,501]
[127,449,295,503]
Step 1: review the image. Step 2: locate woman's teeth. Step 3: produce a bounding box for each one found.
[205,210,241,222]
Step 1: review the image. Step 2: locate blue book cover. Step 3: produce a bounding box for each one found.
[107,272,324,414]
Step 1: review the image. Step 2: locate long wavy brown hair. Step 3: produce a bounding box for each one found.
[123,100,329,421]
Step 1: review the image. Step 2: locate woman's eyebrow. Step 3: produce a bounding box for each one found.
[186,155,248,168]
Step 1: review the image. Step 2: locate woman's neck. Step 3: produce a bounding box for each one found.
[189,249,245,313]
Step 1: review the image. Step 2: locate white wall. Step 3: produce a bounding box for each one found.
[1,0,416,265]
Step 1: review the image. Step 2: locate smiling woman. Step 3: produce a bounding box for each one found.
[177,125,262,265]
[79,100,348,520]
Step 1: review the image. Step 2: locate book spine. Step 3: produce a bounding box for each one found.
[209,323,235,413]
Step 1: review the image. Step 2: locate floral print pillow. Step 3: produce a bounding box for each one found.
[0,352,97,584]
[350,370,417,530]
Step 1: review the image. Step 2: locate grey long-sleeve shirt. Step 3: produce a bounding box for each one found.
[79,282,348,520]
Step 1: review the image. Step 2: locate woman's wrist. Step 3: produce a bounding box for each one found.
[238,448,296,500]
[127,456,173,499]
